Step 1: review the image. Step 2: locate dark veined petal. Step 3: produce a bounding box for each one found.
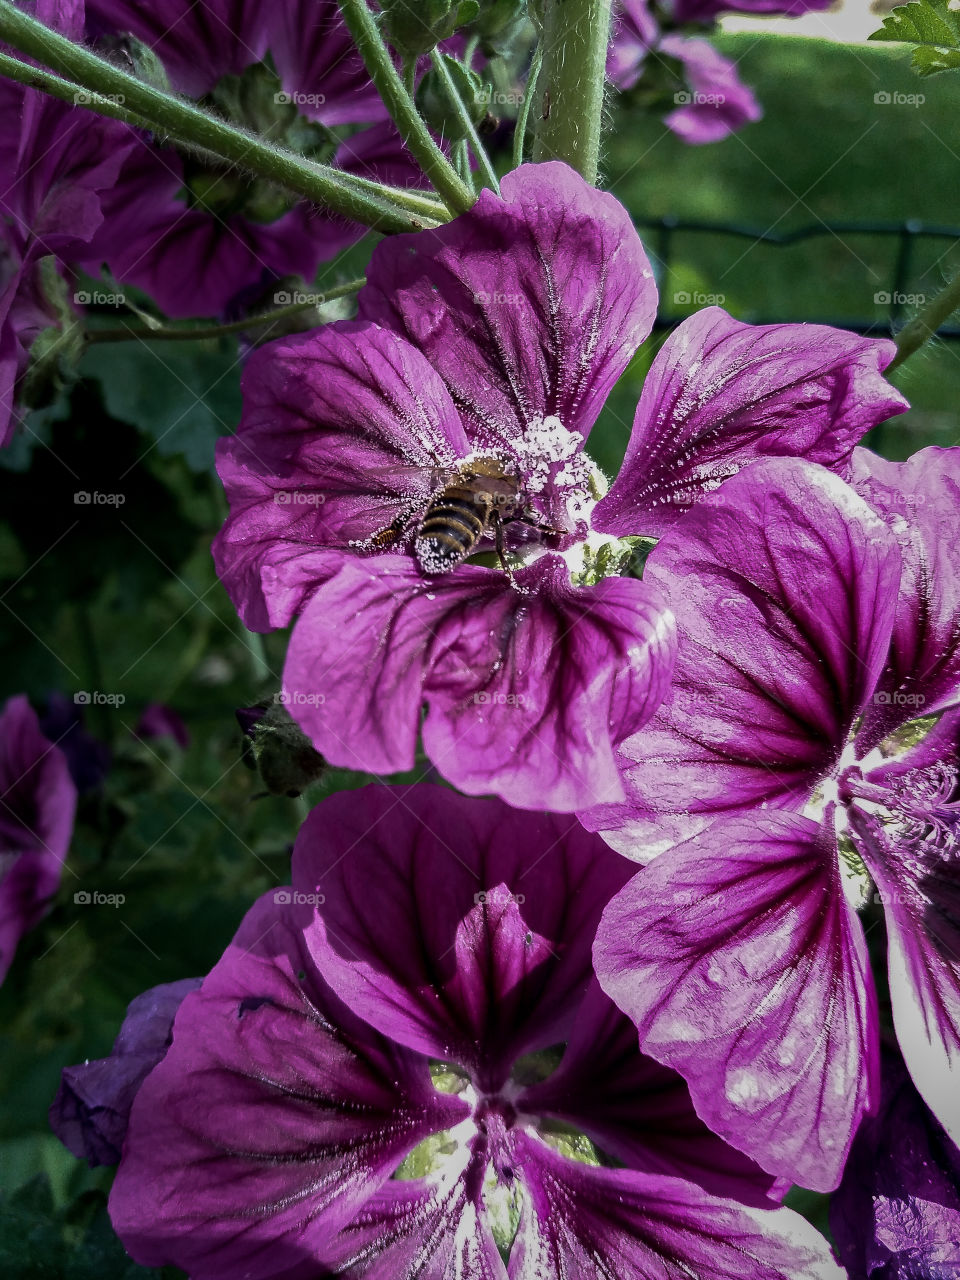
[108,893,466,1280]
[594,308,907,538]
[293,785,632,1092]
[506,1131,844,1280]
[358,163,657,486]
[849,803,960,1153]
[852,447,960,750]
[593,810,880,1191]
[214,323,468,631]
[281,553,675,812]
[581,458,901,856]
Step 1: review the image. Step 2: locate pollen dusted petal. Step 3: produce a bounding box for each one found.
[594,308,907,538]
[281,553,675,812]
[593,810,880,1191]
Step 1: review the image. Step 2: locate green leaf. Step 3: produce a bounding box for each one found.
[869,0,960,75]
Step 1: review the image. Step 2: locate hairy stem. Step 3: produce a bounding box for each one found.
[532,0,612,183]
[888,269,960,372]
[429,50,499,194]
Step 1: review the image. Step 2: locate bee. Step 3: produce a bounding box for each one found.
[413,456,521,575]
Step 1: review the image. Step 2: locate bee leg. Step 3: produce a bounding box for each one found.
[492,511,514,580]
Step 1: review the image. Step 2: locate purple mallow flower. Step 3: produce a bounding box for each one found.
[0,695,77,984]
[586,450,960,1193]
[669,0,832,21]
[214,163,678,812]
[608,1,762,144]
[830,1046,960,1278]
[107,784,842,1278]
[80,0,420,318]
[50,976,201,1165]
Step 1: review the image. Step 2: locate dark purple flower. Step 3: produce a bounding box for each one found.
[0,695,77,984]
[133,702,190,750]
[50,976,201,1166]
[587,451,960,1192]
[40,693,111,794]
[108,784,842,1278]
[0,0,135,442]
[214,162,677,812]
[668,0,833,22]
[80,0,420,318]
[830,1046,960,1279]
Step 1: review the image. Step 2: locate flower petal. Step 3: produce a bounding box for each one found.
[594,308,907,538]
[516,979,780,1207]
[593,810,880,1190]
[214,323,468,631]
[282,553,675,811]
[293,784,632,1091]
[507,1132,844,1280]
[108,892,465,1279]
[581,458,901,855]
[358,162,657,456]
[852,446,960,749]
[849,804,960,1152]
[661,38,762,146]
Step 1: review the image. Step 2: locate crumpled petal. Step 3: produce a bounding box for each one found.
[282,553,675,812]
[358,162,658,521]
[852,446,960,750]
[581,458,901,856]
[0,695,77,983]
[516,979,781,1207]
[213,321,468,631]
[594,309,907,538]
[293,784,633,1092]
[50,977,201,1165]
[108,892,465,1279]
[830,1046,960,1279]
[594,810,880,1191]
[662,38,762,146]
[506,1131,845,1280]
[848,803,960,1153]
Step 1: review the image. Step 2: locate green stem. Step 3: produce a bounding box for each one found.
[532,0,612,183]
[0,51,144,126]
[402,55,417,98]
[888,270,960,372]
[87,277,366,343]
[514,42,543,169]
[429,50,499,194]
[0,2,427,234]
[336,0,476,214]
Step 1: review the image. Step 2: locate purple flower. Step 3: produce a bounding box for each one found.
[668,0,833,22]
[608,1,762,143]
[80,0,420,318]
[108,784,842,1278]
[0,0,135,442]
[39,693,111,795]
[830,1046,960,1279]
[133,702,190,750]
[0,695,77,984]
[50,976,201,1166]
[587,450,960,1192]
[214,162,677,812]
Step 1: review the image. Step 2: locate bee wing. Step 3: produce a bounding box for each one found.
[362,462,454,499]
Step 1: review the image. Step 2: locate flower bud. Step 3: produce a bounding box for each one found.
[380,0,481,57]
[416,56,491,139]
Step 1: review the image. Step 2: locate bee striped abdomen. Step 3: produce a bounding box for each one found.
[415,487,488,575]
